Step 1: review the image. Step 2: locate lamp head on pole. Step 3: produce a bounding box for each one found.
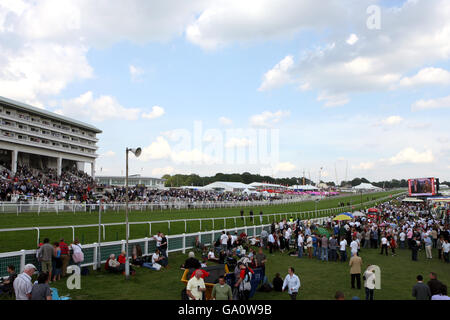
[128,147,142,157]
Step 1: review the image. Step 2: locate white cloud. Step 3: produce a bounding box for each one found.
[142,106,165,119]
[399,67,450,87]
[139,136,172,161]
[219,116,233,126]
[388,147,434,165]
[351,162,375,170]
[55,91,141,122]
[152,166,175,177]
[381,115,403,126]
[249,110,290,128]
[258,55,294,91]
[274,162,296,172]
[100,151,116,157]
[129,64,144,82]
[225,137,252,148]
[317,93,349,107]
[412,95,450,111]
[346,33,358,45]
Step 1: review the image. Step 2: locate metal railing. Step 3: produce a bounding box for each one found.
[0,192,402,250]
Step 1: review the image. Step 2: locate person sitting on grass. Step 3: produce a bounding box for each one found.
[108,254,124,273]
[0,265,17,296]
[207,248,220,263]
[181,252,201,269]
[131,245,144,266]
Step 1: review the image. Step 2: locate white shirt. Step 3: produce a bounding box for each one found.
[306,236,313,247]
[208,251,215,259]
[297,235,304,247]
[268,234,275,243]
[340,239,347,251]
[399,232,406,241]
[443,242,450,253]
[71,243,82,254]
[364,270,376,290]
[151,253,160,264]
[282,274,301,294]
[220,234,228,245]
[381,237,388,245]
[231,235,237,245]
[350,240,358,254]
[154,235,162,247]
[13,273,32,300]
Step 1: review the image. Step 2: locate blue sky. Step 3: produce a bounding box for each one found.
[0,0,449,183]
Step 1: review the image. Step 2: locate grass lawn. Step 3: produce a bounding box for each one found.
[0,191,403,252]
[2,245,447,300]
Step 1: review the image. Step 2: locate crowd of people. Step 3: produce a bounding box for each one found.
[0,164,95,202]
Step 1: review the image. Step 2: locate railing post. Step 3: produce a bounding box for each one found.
[121,240,126,253]
[20,249,26,273]
[144,237,149,256]
[182,233,186,254]
[93,243,98,271]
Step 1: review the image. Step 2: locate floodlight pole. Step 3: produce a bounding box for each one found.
[125,148,130,279]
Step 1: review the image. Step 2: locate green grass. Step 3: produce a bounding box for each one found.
[0,190,404,252]
[2,245,447,300]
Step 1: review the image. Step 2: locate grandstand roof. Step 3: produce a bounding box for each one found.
[0,95,102,133]
[201,181,255,192]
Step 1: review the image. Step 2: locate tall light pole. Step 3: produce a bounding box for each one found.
[125,147,142,280]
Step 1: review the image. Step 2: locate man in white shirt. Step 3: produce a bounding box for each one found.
[399,231,406,249]
[443,239,450,263]
[13,264,36,300]
[297,233,304,258]
[350,237,359,256]
[380,235,389,256]
[282,267,301,300]
[186,270,206,300]
[306,235,313,259]
[339,237,347,262]
[220,231,228,252]
[268,232,276,254]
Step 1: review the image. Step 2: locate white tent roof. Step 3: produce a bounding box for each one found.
[402,197,424,203]
[248,182,287,189]
[289,184,318,191]
[201,181,255,192]
[352,183,381,190]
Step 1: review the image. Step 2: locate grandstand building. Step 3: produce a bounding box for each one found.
[0,96,101,177]
[95,175,165,188]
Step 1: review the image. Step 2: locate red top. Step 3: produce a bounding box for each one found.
[118,254,126,264]
[59,242,69,255]
[239,267,254,279]
[189,269,210,279]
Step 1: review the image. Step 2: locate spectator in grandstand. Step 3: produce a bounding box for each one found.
[0,265,17,295]
[211,275,232,300]
[13,264,36,300]
[52,242,62,282]
[38,238,54,282]
[186,270,206,300]
[31,272,52,300]
[412,275,431,300]
[59,238,70,277]
[282,266,300,300]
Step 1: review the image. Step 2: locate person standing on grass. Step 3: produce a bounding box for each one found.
[412,275,431,300]
[399,230,406,249]
[212,275,232,300]
[380,234,389,256]
[350,236,358,257]
[249,209,254,223]
[240,209,244,221]
[59,238,70,277]
[31,272,52,300]
[297,232,304,258]
[160,233,168,259]
[268,232,276,254]
[349,252,362,290]
[437,236,444,261]
[282,267,300,300]
[411,237,419,261]
[259,210,263,224]
[13,264,36,300]
[186,270,206,300]
[339,237,347,262]
[424,235,433,259]
[38,238,54,282]
[443,239,450,263]
[390,236,397,256]
[427,272,444,296]
[220,231,228,252]
[329,235,338,262]
[306,234,313,259]
[321,234,328,261]
[363,265,376,300]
